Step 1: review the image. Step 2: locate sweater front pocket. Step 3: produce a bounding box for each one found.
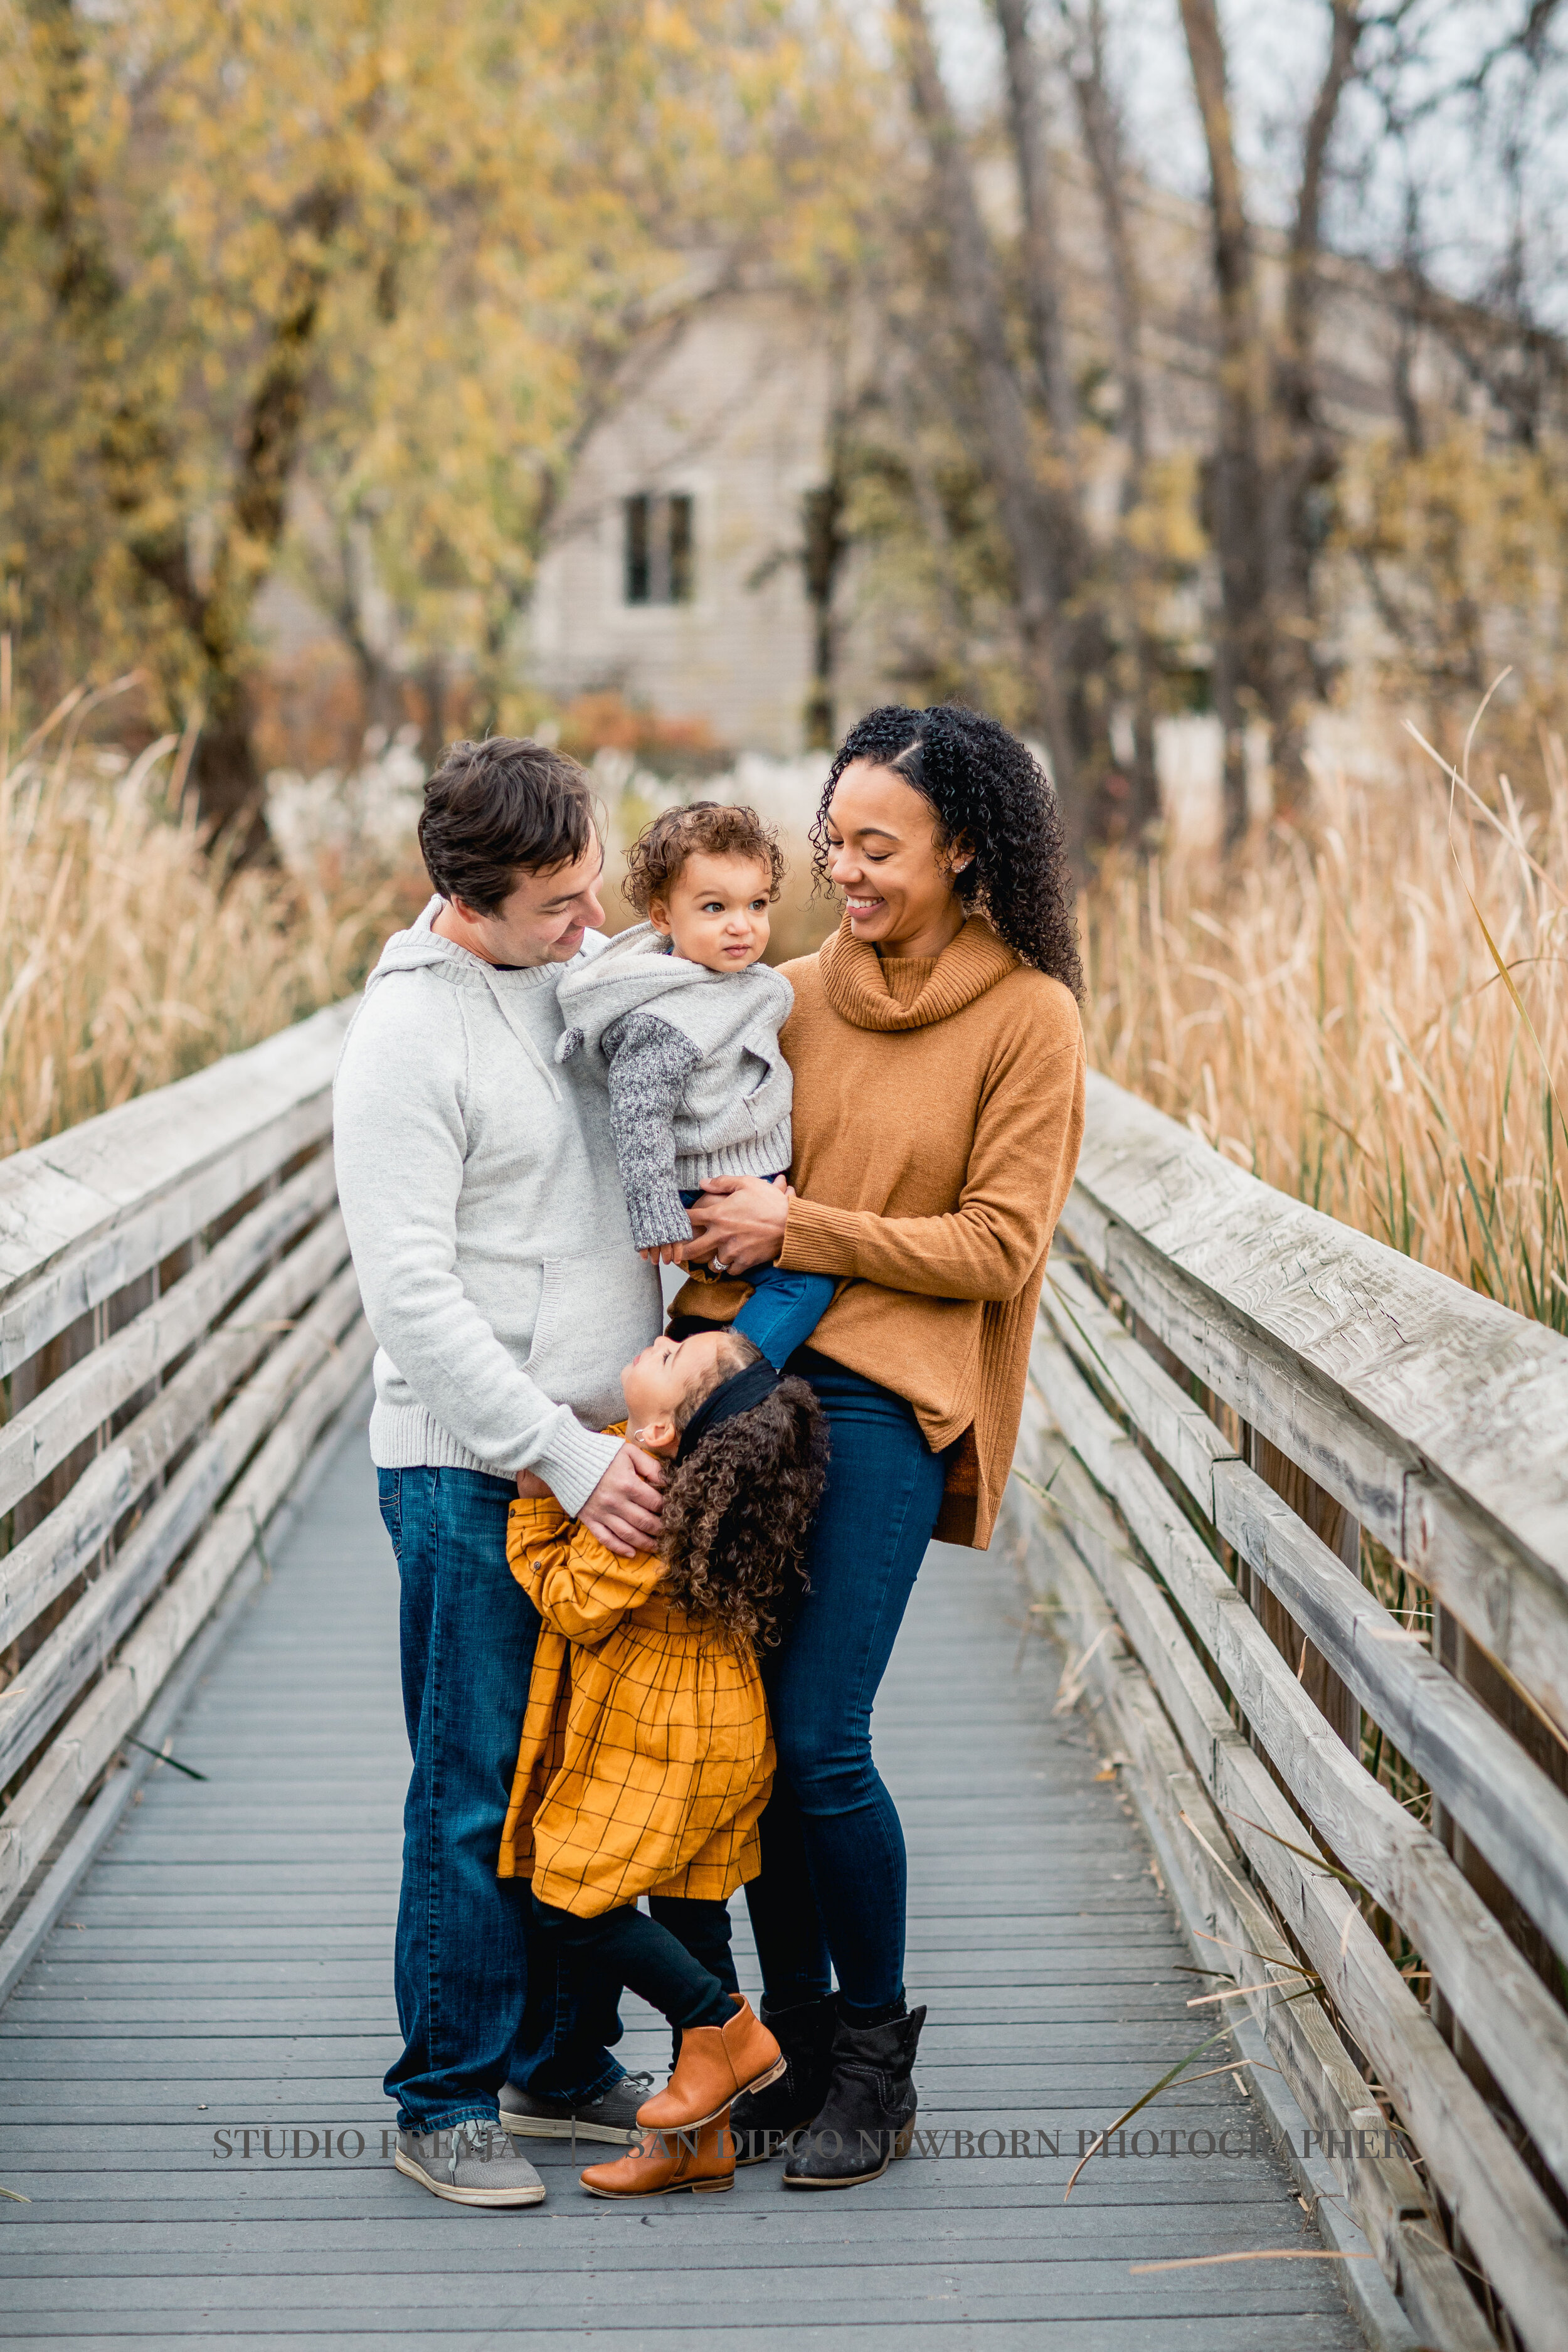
[524,1250,662,1431]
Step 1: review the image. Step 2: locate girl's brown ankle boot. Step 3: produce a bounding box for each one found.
[636,1994,784,2131]
[580,2111,735,2198]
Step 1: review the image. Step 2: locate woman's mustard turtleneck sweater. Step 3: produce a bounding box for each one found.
[776,912,1086,1548]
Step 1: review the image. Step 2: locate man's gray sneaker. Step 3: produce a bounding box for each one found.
[395,2118,547,2206]
[499,2071,656,2146]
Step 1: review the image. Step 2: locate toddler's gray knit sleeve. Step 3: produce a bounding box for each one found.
[603,1012,703,1250]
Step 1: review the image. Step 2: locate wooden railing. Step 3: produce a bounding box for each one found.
[0,1004,372,1968]
[1002,1069,1568,2352]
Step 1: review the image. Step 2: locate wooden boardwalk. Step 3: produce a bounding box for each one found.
[0,1414,1363,2349]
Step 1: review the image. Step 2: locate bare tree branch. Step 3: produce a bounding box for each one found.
[891,0,1081,820]
[992,0,1076,450]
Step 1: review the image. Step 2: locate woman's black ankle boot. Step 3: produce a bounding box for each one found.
[729,1993,839,2164]
[781,2005,926,2188]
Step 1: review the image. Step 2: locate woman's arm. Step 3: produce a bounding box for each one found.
[506,1499,664,1640]
[689,1030,1085,1301]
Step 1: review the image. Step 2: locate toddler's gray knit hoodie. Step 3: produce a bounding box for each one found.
[555,921,794,1250]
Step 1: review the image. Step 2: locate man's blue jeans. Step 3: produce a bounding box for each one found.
[378,1464,624,2132]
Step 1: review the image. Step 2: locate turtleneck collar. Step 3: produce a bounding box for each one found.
[817,911,1018,1032]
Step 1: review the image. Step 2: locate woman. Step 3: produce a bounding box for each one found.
[686,703,1086,2188]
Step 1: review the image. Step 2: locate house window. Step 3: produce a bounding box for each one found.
[624,492,694,605]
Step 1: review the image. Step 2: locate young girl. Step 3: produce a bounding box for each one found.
[498,1323,828,2199]
[554,800,835,1370]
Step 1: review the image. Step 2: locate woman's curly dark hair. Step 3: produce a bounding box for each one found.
[659,1352,829,1651]
[810,703,1084,995]
[625,800,785,918]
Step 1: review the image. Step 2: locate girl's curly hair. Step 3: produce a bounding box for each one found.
[659,1343,829,1650]
[810,704,1083,996]
[625,800,785,918]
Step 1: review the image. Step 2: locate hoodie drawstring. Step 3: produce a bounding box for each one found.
[481,968,564,1101]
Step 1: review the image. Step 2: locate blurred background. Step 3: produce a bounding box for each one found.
[1,0,1563,1321]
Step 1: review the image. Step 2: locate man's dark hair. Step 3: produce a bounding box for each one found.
[418,738,599,914]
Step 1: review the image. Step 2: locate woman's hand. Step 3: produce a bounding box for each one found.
[686,1174,790,1276]
[515,1468,553,1500]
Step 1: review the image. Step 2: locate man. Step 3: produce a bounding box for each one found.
[334,737,668,2208]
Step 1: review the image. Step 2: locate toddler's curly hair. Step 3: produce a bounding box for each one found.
[624,801,785,918]
[659,1333,828,1650]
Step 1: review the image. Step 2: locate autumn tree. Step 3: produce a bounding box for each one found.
[0,0,864,854]
[888,0,1113,852]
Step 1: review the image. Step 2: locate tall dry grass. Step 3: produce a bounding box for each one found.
[5,650,1564,1341]
[1082,726,1568,1331]
[0,661,420,1156]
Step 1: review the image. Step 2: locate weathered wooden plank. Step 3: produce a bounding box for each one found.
[0,1002,352,1379]
[1061,1104,1568,1762]
[0,2233,1357,2290]
[0,1261,364,1784]
[0,2159,1303,2201]
[1064,1197,1568,1740]
[0,2204,1323,2259]
[1037,1325,1568,2223]
[1068,1067,1568,1584]
[0,1152,339,1520]
[1042,1251,1568,1970]
[998,1418,1490,2352]
[0,2314,1362,2352]
[0,2254,1363,2314]
[0,2326,1355,2352]
[1019,1347,1568,2349]
[1015,1468,1523,2351]
[0,2232,1364,2284]
[0,1216,350,1656]
[1040,1260,1238,1513]
[1212,1463,1568,1965]
[0,1316,374,1914]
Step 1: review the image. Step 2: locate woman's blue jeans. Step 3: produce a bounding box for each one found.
[378,1465,623,2133]
[744,1356,948,2017]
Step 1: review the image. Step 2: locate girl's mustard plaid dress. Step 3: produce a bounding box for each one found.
[497,1446,774,1917]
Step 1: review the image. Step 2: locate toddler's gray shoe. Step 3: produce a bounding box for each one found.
[394,2117,546,2206]
[499,2070,654,2146]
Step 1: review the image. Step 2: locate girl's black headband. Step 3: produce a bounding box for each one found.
[677,1358,781,1461]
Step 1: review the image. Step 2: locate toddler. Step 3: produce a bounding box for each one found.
[555,800,835,1369]
[499,1322,829,2199]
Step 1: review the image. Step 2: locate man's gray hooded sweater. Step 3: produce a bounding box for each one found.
[332,898,662,1514]
[554,921,794,1251]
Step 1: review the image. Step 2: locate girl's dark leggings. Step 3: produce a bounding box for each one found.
[531,1890,739,2032]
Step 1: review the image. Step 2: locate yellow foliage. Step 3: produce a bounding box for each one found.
[0,0,874,752]
[1122,453,1207,571]
[1335,425,1568,744]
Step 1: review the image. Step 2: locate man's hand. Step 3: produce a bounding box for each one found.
[578,1440,667,1558]
[686,1173,790,1275]
[515,1468,552,1499]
